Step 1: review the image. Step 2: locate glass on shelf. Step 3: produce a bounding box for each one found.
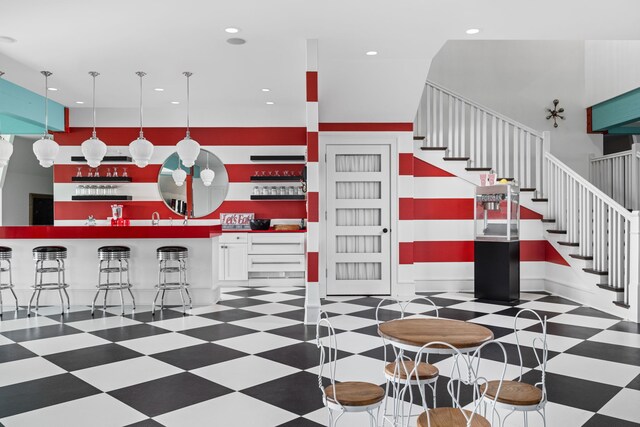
[122,168,128,178]
[106,168,111,178]
[261,186,269,195]
[274,170,280,177]
[278,186,286,196]
[94,167,100,178]
[288,186,295,195]
[253,186,260,195]
[283,170,289,177]
[113,185,119,195]
[88,169,93,178]
[112,167,118,178]
[297,185,304,195]
[75,185,82,195]
[270,186,277,195]
[76,167,82,178]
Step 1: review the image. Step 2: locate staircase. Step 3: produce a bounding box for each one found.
[414,80,639,322]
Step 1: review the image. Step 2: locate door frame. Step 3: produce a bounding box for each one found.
[319,133,399,298]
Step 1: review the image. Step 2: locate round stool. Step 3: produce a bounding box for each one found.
[91,246,136,316]
[28,246,69,316]
[153,246,192,315]
[0,247,18,316]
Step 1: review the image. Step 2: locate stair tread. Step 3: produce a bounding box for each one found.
[613,301,630,309]
[443,157,470,161]
[420,146,448,151]
[547,229,567,234]
[497,177,514,181]
[520,188,536,192]
[596,284,624,293]
[583,268,608,276]
[465,167,492,171]
[541,219,556,223]
[569,254,593,260]
[558,242,580,247]
[532,198,548,202]
[413,136,426,140]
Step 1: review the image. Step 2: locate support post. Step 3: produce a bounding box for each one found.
[629,211,640,323]
[631,141,639,211]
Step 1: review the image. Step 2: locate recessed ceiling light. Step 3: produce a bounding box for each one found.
[47,87,58,91]
[366,51,378,56]
[261,88,270,92]
[75,101,84,104]
[154,88,164,92]
[170,101,180,104]
[227,38,246,45]
[266,101,274,105]
[466,28,480,35]
[0,36,17,43]
[225,27,240,34]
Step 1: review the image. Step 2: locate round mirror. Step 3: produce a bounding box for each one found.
[158,150,229,218]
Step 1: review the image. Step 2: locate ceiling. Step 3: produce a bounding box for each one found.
[1,0,639,126]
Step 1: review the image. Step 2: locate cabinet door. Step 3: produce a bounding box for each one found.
[219,243,248,281]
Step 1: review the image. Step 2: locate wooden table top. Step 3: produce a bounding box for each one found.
[378,318,494,350]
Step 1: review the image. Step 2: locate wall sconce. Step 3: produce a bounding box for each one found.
[546,99,565,128]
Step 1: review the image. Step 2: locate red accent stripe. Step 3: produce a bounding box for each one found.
[414,158,455,177]
[54,127,306,146]
[545,241,570,266]
[399,242,414,264]
[307,132,319,163]
[307,251,319,282]
[318,123,413,132]
[399,153,413,175]
[307,192,319,222]
[0,225,221,239]
[54,200,306,221]
[413,240,553,263]
[409,199,542,220]
[306,72,318,102]
[399,198,414,220]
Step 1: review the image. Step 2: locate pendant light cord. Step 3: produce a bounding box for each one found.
[89,71,99,138]
[41,71,52,137]
[136,72,146,138]
[183,72,193,138]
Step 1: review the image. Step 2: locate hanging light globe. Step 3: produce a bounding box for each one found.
[0,135,14,166]
[81,136,107,168]
[176,135,200,167]
[172,166,187,186]
[129,72,154,167]
[200,167,215,186]
[33,135,59,168]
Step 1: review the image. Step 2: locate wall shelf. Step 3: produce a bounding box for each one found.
[71,195,132,201]
[71,156,132,163]
[71,177,132,183]
[250,155,305,162]
[250,176,303,182]
[250,195,305,200]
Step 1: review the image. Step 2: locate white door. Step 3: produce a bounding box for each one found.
[326,145,391,295]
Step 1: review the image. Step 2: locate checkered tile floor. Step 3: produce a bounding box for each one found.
[0,288,639,426]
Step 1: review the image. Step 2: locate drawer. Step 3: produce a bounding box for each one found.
[248,233,305,254]
[248,254,305,272]
[219,233,248,243]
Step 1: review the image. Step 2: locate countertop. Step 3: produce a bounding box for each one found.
[0,226,223,239]
[222,227,306,233]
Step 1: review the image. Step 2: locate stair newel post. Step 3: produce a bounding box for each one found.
[542,131,551,212]
[628,211,640,322]
[631,142,639,211]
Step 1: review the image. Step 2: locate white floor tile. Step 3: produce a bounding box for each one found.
[0,357,66,387]
[546,353,640,387]
[0,316,59,332]
[248,292,303,303]
[31,306,89,315]
[0,334,13,346]
[20,333,110,356]
[482,401,593,427]
[598,388,640,424]
[469,314,538,330]
[155,392,297,427]
[229,315,299,332]
[320,302,371,314]
[117,332,206,355]
[64,316,141,332]
[447,301,508,314]
[191,355,298,391]
[304,405,387,426]
[516,301,578,314]
[147,315,220,332]
[0,393,147,427]
[216,332,299,354]
[172,304,232,315]
[498,330,582,353]
[548,313,620,330]
[435,355,524,383]
[72,356,183,391]
[322,314,374,331]
[242,302,299,315]
[433,292,476,301]
[315,331,383,355]
[519,293,548,301]
[589,329,640,349]
[308,354,386,386]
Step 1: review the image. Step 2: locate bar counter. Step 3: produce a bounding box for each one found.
[0,225,223,239]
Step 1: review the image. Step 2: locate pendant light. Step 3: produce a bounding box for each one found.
[176,72,200,167]
[172,158,187,186]
[129,71,154,167]
[0,72,14,166]
[200,151,215,186]
[81,72,108,168]
[33,71,60,168]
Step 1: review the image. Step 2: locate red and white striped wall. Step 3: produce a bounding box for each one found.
[52,127,307,225]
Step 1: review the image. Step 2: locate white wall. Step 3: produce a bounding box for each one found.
[585,40,640,106]
[427,40,602,177]
[2,136,53,225]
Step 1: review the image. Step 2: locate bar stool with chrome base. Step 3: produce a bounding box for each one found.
[0,247,18,316]
[153,246,192,315]
[91,246,136,316]
[28,246,69,316]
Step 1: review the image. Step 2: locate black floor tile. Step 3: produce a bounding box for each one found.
[109,372,232,417]
[536,295,581,305]
[282,288,306,297]
[278,297,306,308]
[47,309,114,322]
[344,297,392,308]
[90,324,170,342]
[566,340,640,367]
[257,342,349,370]
[218,297,271,308]
[609,321,640,334]
[151,343,247,370]
[1,323,82,342]
[567,306,621,320]
[0,374,101,418]
[242,371,324,415]
[179,323,256,342]
[352,324,383,338]
[627,373,640,391]
[124,420,165,427]
[349,307,402,322]
[520,371,620,412]
[272,309,307,322]
[44,343,142,371]
[478,342,558,369]
[125,309,186,323]
[583,414,640,427]
[525,322,601,340]
[0,310,39,320]
[0,343,37,364]
[425,296,471,307]
[268,324,321,342]
[436,308,487,321]
[482,324,514,339]
[199,309,263,323]
[224,288,273,298]
[278,418,324,427]
[493,307,561,320]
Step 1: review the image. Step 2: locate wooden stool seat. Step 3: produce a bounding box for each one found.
[384,361,438,381]
[417,408,490,427]
[480,380,543,406]
[325,381,385,407]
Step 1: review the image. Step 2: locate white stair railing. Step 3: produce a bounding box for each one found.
[415,81,549,196]
[589,143,640,211]
[546,151,639,308]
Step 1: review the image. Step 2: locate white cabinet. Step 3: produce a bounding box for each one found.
[218,234,248,281]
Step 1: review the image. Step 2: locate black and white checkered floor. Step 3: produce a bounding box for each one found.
[0,287,638,426]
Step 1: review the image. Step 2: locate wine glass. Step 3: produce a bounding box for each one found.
[94,167,100,178]
[88,169,93,178]
[122,168,128,178]
[106,168,111,178]
[76,167,82,178]
[113,167,118,178]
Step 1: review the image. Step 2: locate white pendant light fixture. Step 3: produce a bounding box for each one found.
[176,71,200,167]
[129,71,154,167]
[0,72,14,166]
[33,71,60,168]
[200,151,215,186]
[172,158,187,186]
[81,71,108,168]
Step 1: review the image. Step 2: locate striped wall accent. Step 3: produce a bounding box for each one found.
[52,128,307,225]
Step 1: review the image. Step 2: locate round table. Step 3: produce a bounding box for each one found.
[378,318,494,354]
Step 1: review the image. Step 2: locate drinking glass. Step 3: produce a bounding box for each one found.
[122,168,128,178]
[283,170,289,177]
[274,170,280,177]
[270,186,277,195]
[76,167,82,178]
[88,169,93,178]
[113,167,118,178]
[106,168,111,178]
[279,186,286,196]
[94,167,100,178]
